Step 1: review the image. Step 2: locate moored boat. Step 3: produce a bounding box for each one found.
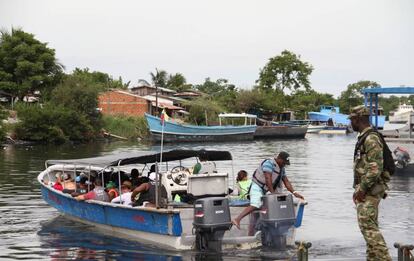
[389,104,414,124]
[38,149,306,251]
[145,113,257,142]
[254,125,308,139]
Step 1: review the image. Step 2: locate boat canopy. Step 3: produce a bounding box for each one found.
[46,149,233,167]
[218,113,257,119]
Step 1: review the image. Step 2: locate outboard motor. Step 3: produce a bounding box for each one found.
[394,147,411,169]
[258,193,296,250]
[193,197,232,252]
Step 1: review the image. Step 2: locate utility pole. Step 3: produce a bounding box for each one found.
[155,84,158,116]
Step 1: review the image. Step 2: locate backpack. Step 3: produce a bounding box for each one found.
[355,129,396,176]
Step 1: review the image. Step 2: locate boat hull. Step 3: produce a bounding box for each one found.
[254,126,307,139]
[145,113,256,142]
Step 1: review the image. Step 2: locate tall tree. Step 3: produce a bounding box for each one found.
[166,73,191,92]
[150,68,168,87]
[0,28,64,100]
[288,90,335,119]
[257,50,313,92]
[338,80,380,113]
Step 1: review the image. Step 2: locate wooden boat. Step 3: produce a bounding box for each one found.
[254,125,307,139]
[145,113,257,142]
[38,149,306,251]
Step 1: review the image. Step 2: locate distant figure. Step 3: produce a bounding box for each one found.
[130,168,141,188]
[193,150,216,174]
[148,164,157,181]
[233,170,252,200]
[111,181,133,206]
[75,178,109,202]
[349,105,392,260]
[232,151,304,230]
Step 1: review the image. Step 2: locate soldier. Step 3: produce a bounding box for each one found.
[349,105,392,261]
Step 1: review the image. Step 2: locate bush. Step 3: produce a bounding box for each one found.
[102,115,149,140]
[14,103,96,143]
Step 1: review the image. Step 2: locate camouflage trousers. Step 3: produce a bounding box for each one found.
[357,195,392,261]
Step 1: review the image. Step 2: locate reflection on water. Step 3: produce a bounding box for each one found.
[1,135,413,260]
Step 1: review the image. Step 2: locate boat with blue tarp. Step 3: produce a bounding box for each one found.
[38,149,306,251]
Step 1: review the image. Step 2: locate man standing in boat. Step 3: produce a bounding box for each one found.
[232,151,304,229]
[349,105,392,261]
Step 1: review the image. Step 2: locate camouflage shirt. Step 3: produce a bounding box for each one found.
[353,127,384,193]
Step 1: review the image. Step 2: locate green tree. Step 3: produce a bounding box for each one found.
[150,68,168,87]
[185,97,224,125]
[0,28,64,100]
[50,75,101,128]
[257,50,313,92]
[0,106,6,141]
[234,88,286,117]
[288,90,335,119]
[166,73,191,92]
[338,80,380,114]
[72,68,129,90]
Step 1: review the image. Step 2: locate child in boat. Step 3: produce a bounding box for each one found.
[233,170,252,200]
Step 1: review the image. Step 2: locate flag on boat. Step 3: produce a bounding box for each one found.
[160,108,169,125]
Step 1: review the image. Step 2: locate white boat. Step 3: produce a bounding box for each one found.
[38,149,306,251]
[389,104,414,124]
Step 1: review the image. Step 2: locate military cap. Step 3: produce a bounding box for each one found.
[348,105,370,118]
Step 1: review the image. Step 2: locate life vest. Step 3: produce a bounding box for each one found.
[108,188,119,198]
[252,158,285,192]
[237,179,252,200]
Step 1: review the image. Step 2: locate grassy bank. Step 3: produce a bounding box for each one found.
[102,115,150,140]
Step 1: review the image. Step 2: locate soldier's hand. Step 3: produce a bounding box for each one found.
[353,190,366,204]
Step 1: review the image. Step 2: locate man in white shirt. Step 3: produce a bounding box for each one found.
[111,181,133,206]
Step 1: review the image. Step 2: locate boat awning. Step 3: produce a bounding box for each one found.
[46,149,232,167]
[218,113,257,118]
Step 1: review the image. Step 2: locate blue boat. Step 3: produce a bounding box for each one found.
[308,105,386,129]
[38,149,306,250]
[145,113,257,142]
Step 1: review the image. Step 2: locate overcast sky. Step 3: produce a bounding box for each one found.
[1,0,413,97]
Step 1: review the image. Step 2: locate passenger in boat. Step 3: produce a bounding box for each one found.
[130,168,141,188]
[106,181,119,201]
[147,164,157,181]
[131,180,168,208]
[193,150,216,174]
[232,151,304,229]
[233,170,252,200]
[71,176,89,197]
[111,181,133,206]
[75,178,109,202]
[52,172,63,191]
[61,173,76,194]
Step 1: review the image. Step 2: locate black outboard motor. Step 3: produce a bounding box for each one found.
[193,197,232,252]
[258,193,296,250]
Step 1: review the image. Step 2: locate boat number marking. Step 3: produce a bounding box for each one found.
[133,215,145,223]
[195,204,202,208]
[215,210,224,214]
[280,205,287,209]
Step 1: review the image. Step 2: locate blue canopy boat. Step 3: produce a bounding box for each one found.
[38,149,306,251]
[145,113,257,142]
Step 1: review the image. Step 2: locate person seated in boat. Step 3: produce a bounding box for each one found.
[147,164,157,181]
[233,170,252,200]
[61,173,77,194]
[71,176,89,197]
[111,181,133,206]
[52,172,64,191]
[106,181,119,201]
[75,178,109,202]
[193,150,216,174]
[130,168,141,188]
[131,180,168,208]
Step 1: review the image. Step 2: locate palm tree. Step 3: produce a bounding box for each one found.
[150,68,168,87]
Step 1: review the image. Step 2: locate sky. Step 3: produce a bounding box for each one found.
[0,0,413,97]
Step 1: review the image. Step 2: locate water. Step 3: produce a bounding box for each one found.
[1,135,413,260]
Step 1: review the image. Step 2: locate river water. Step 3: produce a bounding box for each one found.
[1,134,413,260]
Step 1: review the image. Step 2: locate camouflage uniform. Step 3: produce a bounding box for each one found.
[352,106,392,261]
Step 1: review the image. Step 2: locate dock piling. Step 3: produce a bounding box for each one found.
[295,241,312,261]
[394,242,414,261]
